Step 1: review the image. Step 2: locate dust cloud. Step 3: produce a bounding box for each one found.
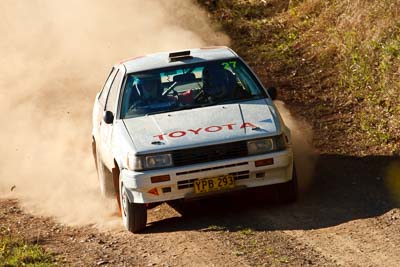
[0,0,228,228]
[275,101,318,193]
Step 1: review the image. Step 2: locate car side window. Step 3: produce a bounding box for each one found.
[105,69,123,113]
[99,68,118,105]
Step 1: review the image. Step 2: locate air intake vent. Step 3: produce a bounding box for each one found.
[169,50,192,62]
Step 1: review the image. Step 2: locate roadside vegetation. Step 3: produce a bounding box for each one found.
[199,0,400,155]
[0,230,56,267]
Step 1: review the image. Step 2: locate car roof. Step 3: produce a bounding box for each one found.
[120,46,239,73]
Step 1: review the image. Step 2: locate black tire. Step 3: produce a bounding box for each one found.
[95,144,115,198]
[120,183,147,233]
[277,165,298,204]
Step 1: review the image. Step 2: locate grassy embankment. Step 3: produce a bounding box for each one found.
[199,0,400,156]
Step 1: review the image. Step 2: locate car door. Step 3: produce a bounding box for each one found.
[93,67,118,141]
[99,66,125,169]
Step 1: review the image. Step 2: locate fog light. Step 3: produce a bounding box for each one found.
[256,172,265,178]
[255,158,274,167]
[151,175,170,183]
[162,187,171,193]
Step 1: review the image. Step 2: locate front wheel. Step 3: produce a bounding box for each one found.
[120,183,147,233]
[277,165,298,204]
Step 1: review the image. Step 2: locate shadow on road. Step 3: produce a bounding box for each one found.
[144,154,400,234]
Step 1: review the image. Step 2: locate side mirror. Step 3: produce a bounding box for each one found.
[267,87,277,100]
[103,111,114,124]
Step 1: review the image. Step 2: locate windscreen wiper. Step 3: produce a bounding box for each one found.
[170,104,204,112]
[145,105,203,116]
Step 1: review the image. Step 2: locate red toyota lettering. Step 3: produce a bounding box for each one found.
[153,122,259,139]
[153,134,165,141]
[240,122,257,129]
[188,128,202,135]
[222,123,236,130]
[169,131,186,138]
[205,126,223,132]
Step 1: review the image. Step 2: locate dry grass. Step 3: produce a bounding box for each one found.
[199,0,400,155]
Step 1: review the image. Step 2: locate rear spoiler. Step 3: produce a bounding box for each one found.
[168,50,193,62]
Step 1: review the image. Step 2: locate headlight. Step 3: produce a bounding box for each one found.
[127,153,173,171]
[247,138,275,155]
[247,135,287,155]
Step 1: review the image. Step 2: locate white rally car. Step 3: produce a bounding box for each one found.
[92,47,297,233]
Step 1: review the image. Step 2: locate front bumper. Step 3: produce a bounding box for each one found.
[121,148,293,203]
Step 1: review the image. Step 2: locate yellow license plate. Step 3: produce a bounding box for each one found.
[193,175,235,194]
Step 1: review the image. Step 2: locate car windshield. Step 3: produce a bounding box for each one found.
[120,59,267,119]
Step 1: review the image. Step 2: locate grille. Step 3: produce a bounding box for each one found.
[176,162,248,176]
[172,141,248,167]
[177,171,250,190]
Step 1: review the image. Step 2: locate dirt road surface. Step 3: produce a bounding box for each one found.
[1,154,399,266]
[1,1,399,266]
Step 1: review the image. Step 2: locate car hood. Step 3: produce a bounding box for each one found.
[123,98,281,154]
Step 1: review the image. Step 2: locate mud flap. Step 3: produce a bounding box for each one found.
[92,139,98,171]
[112,167,122,214]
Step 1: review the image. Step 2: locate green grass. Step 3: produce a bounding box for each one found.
[238,227,254,235]
[205,225,226,231]
[0,237,56,267]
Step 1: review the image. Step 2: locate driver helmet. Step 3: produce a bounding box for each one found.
[135,75,162,101]
[202,64,235,99]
